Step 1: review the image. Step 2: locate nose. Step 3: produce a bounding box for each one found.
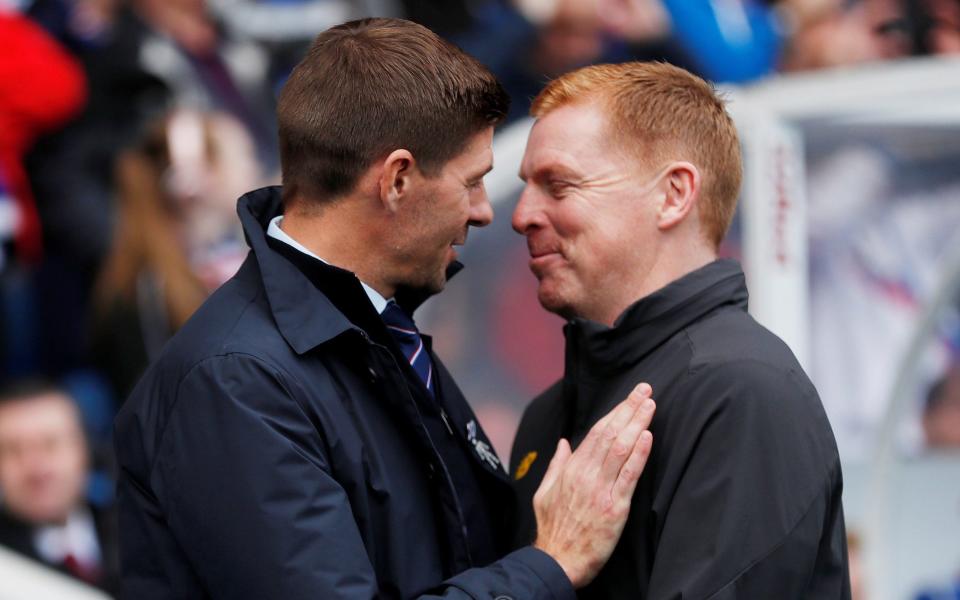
[468,185,494,228]
[511,183,541,235]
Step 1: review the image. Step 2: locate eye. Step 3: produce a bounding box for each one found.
[467,179,484,191]
[547,180,571,198]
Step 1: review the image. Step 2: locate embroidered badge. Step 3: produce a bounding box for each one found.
[466,419,501,471]
[514,451,538,480]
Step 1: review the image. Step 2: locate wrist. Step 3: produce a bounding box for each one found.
[533,538,581,588]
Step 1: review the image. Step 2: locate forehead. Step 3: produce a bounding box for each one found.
[0,395,80,439]
[521,102,624,177]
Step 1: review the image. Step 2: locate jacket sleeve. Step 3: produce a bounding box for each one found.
[155,353,575,600]
[645,360,850,600]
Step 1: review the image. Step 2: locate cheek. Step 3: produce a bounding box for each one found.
[429,196,469,237]
[549,205,583,240]
[572,219,639,285]
[0,462,15,488]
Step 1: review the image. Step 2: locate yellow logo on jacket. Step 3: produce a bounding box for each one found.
[514,451,538,480]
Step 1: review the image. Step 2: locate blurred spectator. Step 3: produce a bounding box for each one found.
[17,0,276,377]
[848,530,867,600]
[449,0,829,122]
[452,0,644,122]
[602,0,787,82]
[209,0,362,44]
[805,144,960,460]
[0,9,87,379]
[128,0,278,162]
[783,0,960,71]
[872,0,960,56]
[0,9,86,266]
[26,0,121,53]
[924,362,960,449]
[91,109,259,402]
[27,0,276,274]
[0,379,118,595]
[207,0,372,91]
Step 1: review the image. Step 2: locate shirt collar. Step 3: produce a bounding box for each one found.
[32,508,101,567]
[237,186,461,354]
[266,215,391,315]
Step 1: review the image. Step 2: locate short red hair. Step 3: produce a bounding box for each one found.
[532,62,742,248]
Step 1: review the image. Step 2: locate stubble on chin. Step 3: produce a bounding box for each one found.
[535,276,575,320]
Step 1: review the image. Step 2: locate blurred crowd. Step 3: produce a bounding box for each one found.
[1,0,959,595]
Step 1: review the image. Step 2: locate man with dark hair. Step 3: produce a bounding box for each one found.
[510,61,850,598]
[114,18,655,600]
[0,380,119,594]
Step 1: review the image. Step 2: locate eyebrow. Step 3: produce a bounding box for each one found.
[519,163,578,183]
[470,163,494,182]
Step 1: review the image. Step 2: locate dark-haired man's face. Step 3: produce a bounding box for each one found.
[393,128,495,293]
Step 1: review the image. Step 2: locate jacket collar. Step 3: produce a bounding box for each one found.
[237,186,462,354]
[563,259,748,379]
[238,186,355,354]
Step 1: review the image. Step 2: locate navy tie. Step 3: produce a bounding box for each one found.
[381,302,434,396]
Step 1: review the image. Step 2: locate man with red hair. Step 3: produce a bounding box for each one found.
[511,61,850,598]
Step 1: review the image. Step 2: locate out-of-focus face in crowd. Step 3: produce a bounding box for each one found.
[0,391,89,526]
[784,0,960,70]
[924,364,960,449]
[874,0,960,55]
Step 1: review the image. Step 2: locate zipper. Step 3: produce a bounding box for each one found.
[440,409,454,436]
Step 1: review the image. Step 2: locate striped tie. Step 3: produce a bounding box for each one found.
[381,301,434,396]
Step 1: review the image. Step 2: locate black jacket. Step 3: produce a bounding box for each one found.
[114,186,573,600]
[511,259,851,599]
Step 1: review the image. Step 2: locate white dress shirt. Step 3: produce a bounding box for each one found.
[267,215,391,314]
[33,508,102,570]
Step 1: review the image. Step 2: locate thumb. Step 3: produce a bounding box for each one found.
[538,438,571,493]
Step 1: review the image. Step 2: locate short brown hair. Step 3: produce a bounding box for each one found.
[532,62,742,248]
[278,18,509,204]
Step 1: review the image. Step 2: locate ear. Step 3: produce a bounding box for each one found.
[656,162,700,232]
[378,149,417,212]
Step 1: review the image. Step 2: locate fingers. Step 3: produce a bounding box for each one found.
[598,397,655,483]
[577,383,652,463]
[538,438,571,494]
[612,429,653,502]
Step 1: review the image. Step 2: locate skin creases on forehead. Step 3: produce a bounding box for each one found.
[521,105,644,191]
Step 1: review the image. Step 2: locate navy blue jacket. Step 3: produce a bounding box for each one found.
[114,186,574,600]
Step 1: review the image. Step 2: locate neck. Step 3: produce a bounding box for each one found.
[280,196,395,298]
[595,235,716,327]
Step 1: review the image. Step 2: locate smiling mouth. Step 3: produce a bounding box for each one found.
[528,251,563,276]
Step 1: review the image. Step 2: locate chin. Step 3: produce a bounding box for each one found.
[404,269,447,297]
[425,277,447,295]
[427,262,452,292]
[536,284,575,319]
